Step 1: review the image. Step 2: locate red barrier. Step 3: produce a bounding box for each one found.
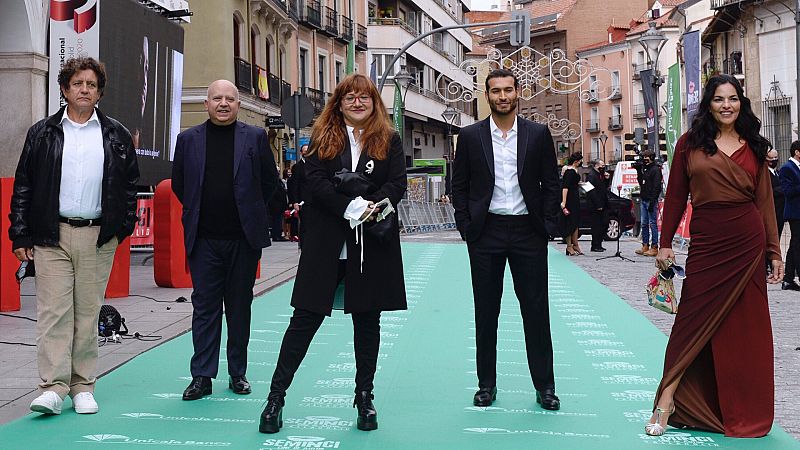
[104,237,131,298]
[153,180,192,288]
[131,195,154,247]
[0,178,20,312]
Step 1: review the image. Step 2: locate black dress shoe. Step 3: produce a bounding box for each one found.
[353,391,378,431]
[536,388,560,411]
[229,375,251,395]
[258,397,283,433]
[591,247,606,252]
[782,281,800,291]
[182,376,212,401]
[473,386,497,407]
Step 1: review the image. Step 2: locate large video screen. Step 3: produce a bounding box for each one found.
[99,0,184,186]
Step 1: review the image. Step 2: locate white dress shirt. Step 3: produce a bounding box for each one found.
[488,115,528,215]
[340,125,370,259]
[59,107,105,219]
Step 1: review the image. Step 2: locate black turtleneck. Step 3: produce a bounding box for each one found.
[198,120,243,240]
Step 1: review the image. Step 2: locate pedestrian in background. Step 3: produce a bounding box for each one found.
[634,150,663,257]
[259,74,406,434]
[286,145,308,242]
[559,152,583,256]
[649,74,782,438]
[452,68,562,412]
[172,79,280,401]
[767,149,793,287]
[10,57,140,415]
[586,159,609,252]
[779,142,800,291]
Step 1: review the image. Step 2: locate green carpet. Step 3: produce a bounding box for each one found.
[0,242,797,449]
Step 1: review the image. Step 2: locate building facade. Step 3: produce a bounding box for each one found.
[367,0,476,165]
[181,0,368,171]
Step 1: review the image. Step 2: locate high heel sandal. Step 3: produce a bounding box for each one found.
[565,245,579,256]
[645,403,675,436]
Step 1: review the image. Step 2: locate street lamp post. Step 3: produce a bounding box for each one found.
[639,21,667,161]
[441,106,459,195]
[599,131,608,162]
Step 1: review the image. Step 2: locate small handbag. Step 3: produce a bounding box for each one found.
[645,261,684,314]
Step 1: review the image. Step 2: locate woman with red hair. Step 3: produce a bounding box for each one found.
[259,74,407,434]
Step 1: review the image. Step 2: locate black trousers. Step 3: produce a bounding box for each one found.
[466,214,555,392]
[269,263,381,400]
[186,238,261,378]
[590,209,607,249]
[785,220,800,283]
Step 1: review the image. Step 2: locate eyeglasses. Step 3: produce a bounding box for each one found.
[342,95,372,105]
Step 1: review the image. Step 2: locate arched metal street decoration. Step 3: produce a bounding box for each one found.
[437,45,616,139]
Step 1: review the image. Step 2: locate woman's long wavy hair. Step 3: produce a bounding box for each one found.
[685,74,771,161]
[309,74,394,161]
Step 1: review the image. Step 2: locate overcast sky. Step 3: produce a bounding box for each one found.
[470,0,497,12]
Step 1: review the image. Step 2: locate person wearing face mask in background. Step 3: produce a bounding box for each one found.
[779,141,800,290]
[586,159,610,252]
[634,150,663,257]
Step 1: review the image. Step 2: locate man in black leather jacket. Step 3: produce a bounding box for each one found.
[9,57,139,416]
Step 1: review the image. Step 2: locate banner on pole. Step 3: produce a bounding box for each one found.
[640,69,658,153]
[392,80,404,139]
[665,63,682,168]
[684,31,701,125]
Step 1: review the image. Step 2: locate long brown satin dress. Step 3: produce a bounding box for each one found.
[657,135,780,438]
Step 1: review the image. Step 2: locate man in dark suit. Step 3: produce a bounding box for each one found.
[452,68,561,411]
[586,160,609,252]
[172,79,280,400]
[779,141,800,291]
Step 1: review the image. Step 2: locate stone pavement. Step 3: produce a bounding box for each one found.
[1,231,798,440]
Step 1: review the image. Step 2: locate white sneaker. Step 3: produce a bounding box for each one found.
[72,392,99,414]
[30,391,63,415]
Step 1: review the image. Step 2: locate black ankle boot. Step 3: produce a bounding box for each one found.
[259,397,284,434]
[353,391,378,431]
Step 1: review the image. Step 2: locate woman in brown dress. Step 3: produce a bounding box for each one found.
[647,75,783,438]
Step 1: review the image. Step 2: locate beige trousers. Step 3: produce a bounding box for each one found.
[34,224,118,399]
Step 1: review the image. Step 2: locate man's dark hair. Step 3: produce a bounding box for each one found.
[57,57,107,97]
[791,140,800,157]
[485,68,518,92]
[642,150,655,160]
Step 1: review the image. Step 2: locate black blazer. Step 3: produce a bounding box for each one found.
[287,159,306,205]
[291,132,407,315]
[451,116,560,242]
[586,169,609,210]
[171,121,280,255]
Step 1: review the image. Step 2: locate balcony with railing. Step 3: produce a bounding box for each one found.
[302,86,328,114]
[609,115,623,130]
[587,90,599,103]
[300,0,322,29]
[710,0,748,9]
[705,51,743,77]
[322,6,338,37]
[337,15,353,43]
[586,119,600,133]
[633,104,646,119]
[267,72,282,106]
[281,80,292,103]
[609,86,622,100]
[234,57,253,93]
[356,23,368,50]
[287,0,299,20]
[632,62,650,81]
